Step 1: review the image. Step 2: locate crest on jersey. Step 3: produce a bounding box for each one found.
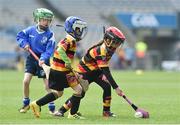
[41,36,48,44]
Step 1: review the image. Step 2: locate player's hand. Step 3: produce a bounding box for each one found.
[115,87,124,96]
[24,44,30,51]
[39,60,45,67]
[65,63,72,69]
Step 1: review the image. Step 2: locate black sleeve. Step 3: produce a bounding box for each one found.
[101,67,118,89]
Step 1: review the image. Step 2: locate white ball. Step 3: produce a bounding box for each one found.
[134,111,143,118]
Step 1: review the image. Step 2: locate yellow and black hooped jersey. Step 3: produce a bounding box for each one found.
[77,43,115,73]
[51,35,76,72]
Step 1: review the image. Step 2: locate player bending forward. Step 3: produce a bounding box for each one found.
[54,26,126,117]
[30,16,87,119]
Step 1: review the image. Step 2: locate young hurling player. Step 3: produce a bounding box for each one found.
[16,8,56,114]
[54,26,125,117]
[29,16,87,119]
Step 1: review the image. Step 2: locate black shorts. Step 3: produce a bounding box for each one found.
[80,69,111,92]
[25,54,50,78]
[80,69,103,83]
[48,69,70,91]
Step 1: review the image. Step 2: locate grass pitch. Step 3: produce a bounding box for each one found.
[0,70,180,124]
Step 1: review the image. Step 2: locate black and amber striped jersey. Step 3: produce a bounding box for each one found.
[51,35,76,72]
[77,43,115,73]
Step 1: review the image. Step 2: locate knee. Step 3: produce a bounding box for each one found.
[74,87,86,99]
[57,91,63,97]
[78,86,83,95]
[23,79,30,86]
[51,90,63,98]
[73,91,85,100]
[75,85,83,95]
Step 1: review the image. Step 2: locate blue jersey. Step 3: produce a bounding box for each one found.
[16,25,56,61]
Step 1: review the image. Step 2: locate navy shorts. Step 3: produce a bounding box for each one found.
[25,54,50,78]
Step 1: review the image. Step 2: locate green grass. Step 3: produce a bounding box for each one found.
[0,70,180,124]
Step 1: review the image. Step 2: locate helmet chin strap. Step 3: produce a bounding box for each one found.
[104,39,112,47]
[37,20,48,31]
[69,33,81,42]
[38,25,48,31]
[104,40,117,52]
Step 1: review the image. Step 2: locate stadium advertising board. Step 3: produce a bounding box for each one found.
[116,13,177,29]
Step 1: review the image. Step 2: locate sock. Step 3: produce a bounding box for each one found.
[70,99,80,115]
[103,96,111,111]
[59,97,72,113]
[70,95,81,115]
[23,97,30,106]
[36,92,58,106]
[48,102,55,112]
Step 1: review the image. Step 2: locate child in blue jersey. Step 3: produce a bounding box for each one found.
[16,8,56,114]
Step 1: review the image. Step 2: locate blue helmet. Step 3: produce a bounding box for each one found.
[64,16,87,40]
